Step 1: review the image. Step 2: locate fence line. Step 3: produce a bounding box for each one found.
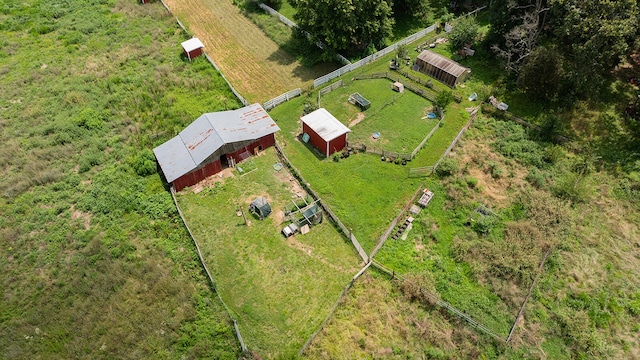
[371,260,504,341]
[432,106,479,173]
[313,24,438,87]
[354,71,438,102]
[170,187,248,352]
[257,3,351,65]
[506,246,553,343]
[411,115,444,158]
[480,104,571,143]
[369,185,425,259]
[298,261,373,356]
[204,54,250,106]
[274,143,369,263]
[408,166,434,177]
[263,88,302,110]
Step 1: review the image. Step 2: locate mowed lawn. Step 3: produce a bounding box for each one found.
[320,79,438,153]
[163,0,335,102]
[176,148,361,358]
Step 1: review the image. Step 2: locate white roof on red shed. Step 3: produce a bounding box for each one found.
[153,103,280,183]
[301,108,350,142]
[181,37,204,53]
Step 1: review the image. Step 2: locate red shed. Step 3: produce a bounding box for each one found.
[181,38,204,61]
[140,0,150,4]
[153,103,280,191]
[301,108,350,157]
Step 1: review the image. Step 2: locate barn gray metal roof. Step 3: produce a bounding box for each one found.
[417,50,468,78]
[153,103,280,183]
[301,108,350,142]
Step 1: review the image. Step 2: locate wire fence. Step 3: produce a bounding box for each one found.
[170,187,248,353]
[298,261,373,355]
[354,72,438,102]
[274,143,369,263]
[314,24,438,87]
[371,260,505,342]
[369,185,425,259]
[263,88,302,110]
[257,2,351,65]
[431,106,479,173]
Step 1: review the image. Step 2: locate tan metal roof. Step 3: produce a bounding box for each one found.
[417,50,468,78]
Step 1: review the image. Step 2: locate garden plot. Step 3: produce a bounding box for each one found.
[176,148,360,358]
[163,0,330,102]
[319,79,439,153]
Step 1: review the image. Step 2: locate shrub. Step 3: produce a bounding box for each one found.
[132,149,157,177]
[435,157,458,177]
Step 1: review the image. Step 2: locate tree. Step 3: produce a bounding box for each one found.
[393,0,430,19]
[548,0,639,97]
[434,90,454,111]
[290,0,394,56]
[490,0,550,74]
[518,45,565,102]
[448,16,479,52]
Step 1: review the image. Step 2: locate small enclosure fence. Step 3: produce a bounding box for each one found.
[369,185,425,259]
[371,260,505,341]
[354,72,438,102]
[317,80,344,107]
[274,143,369,263]
[263,88,302,110]
[170,187,247,352]
[408,166,435,177]
[314,24,438,87]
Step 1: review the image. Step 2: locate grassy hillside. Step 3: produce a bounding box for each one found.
[0,0,241,358]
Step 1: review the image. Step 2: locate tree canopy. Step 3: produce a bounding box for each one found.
[290,0,393,56]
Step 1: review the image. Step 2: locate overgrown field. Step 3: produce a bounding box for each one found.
[0,0,242,358]
[176,149,360,358]
[162,0,335,102]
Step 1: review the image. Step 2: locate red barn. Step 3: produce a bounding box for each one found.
[181,38,204,61]
[140,0,150,4]
[301,108,350,157]
[153,103,280,191]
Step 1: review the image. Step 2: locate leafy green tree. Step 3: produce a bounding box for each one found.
[434,90,454,111]
[393,0,430,19]
[518,45,565,102]
[548,0,639,97]
[290,0,394,55]
[448,16,479,51]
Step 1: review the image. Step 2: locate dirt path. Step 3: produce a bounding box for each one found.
[164,0,326,102]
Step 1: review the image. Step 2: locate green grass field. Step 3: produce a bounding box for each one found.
[176,149,360,357]
[318,78,438,153]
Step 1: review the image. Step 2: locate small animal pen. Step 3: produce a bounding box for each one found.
[249,197,272,220]
[349,92,371,111]
[415,50,470,88]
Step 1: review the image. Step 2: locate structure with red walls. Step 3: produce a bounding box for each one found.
[181,38,204,61]
[301,108,350,157]
[154,103,280,191]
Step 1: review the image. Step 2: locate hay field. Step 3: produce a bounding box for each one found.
[163,0,330,102]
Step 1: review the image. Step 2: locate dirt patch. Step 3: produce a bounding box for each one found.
[69,205,91,230]
[192,167,236,193]
[273,164,307,198]
[348,112,365,128]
